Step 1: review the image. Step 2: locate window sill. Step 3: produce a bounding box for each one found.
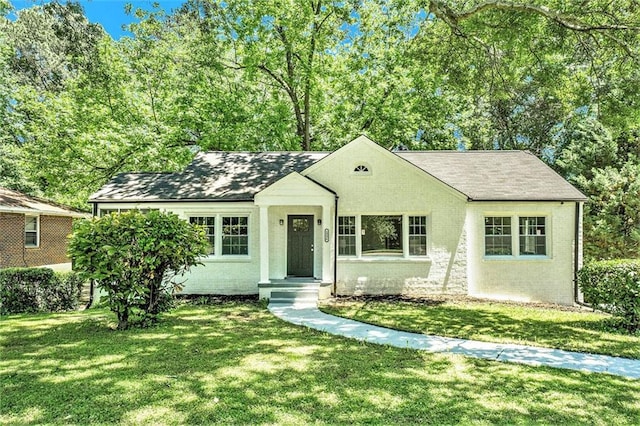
[338,256,431,263]
[200,256,252,263]
[483,255,551,261]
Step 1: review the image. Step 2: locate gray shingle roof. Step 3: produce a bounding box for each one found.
[90,152,328,202]
[397,151,587,201]
[0,187,89,217]
[90,149,586,202]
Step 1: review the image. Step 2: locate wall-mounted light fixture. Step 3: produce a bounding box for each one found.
[317,218,322,226]
[279,219,284,226]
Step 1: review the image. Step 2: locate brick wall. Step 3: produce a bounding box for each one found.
[0,213,73,268]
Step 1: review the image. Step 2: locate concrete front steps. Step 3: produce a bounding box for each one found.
[259,278,331,305]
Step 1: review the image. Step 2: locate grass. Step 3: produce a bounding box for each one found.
[0,302,639,425]
[319,297,640,359]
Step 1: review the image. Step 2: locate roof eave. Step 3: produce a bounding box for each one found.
[0,206,89,218]
[467,197,588,202]
[90,197,256,203]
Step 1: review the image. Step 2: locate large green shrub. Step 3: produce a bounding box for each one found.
[0,268,85,315]
[68,210,208,330]
[578,259,640,332]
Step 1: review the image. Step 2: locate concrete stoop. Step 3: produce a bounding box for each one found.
[269,289,319,305]
[259,279,321,306]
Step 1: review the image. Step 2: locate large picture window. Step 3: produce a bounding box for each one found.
[361,215,402,255]
[189,216,215,255]
[519,217,546,255]
[222,216,249,255]
[25,216,39,247]
[485,217,512,256]
[338,216,356,256]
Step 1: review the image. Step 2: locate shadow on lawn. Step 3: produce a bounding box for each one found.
[1,303,639,424]
[322,299,640,360]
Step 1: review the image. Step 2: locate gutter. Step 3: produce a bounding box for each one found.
[573,202,590,308]
[573,202,580,302]
[0,207,89,218]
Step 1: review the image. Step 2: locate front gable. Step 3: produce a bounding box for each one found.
[302,135,466,212]
[255,172,335,206]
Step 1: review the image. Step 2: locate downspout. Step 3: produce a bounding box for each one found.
[84,202,98,310]
[573,201,590,307]
[333,195,339,296]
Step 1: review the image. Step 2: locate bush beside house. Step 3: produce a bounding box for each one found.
[579,259,640,332]
[68,210,209,330]
[0,268,85,314]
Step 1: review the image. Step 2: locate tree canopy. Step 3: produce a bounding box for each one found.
[1,0,639,259]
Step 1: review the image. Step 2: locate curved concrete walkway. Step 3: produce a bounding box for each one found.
[268,302,640,380]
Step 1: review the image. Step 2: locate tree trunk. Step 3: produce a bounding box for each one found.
[117,309,129,330]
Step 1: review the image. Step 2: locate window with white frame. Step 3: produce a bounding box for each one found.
[519,217,546,255]
[484,217,512,256]
[409,216,428,256]
[189,216,215,255]
[338,216,356,256]
[361,215,403,255]
[222,216,249,255]
[24,215,39,247]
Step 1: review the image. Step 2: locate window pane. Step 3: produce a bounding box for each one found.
[409,236,427,256]
[190,216,215,255]
[409,216,427,256]
[519,217,546,255]
[25,217,37,231]
[292,218,310,232]
[25,232,37,247]
[222,216,248,255]
[338,216,356,256]
[485,217,512,255]
[24,216,38,247]
[361,216,402,255]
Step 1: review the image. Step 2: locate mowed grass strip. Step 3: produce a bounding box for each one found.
[320,297,640,359]
[0,302,638,425]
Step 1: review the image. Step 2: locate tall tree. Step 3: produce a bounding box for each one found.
[4,0,103,92]
[415,0,640,152]
[555,115,640,259]
[177,0,359,150]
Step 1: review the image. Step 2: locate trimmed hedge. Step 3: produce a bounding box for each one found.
[0,268,85,315]
[578,259,640,332]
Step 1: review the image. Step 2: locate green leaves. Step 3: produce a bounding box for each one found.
[554,115,640,260]
[579,259,640,332]
[68,210,209,329]
[2,0,640,259]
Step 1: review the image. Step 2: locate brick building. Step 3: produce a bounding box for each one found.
[0,187,88,269]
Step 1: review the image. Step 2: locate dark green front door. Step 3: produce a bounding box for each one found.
[287,215,314,277]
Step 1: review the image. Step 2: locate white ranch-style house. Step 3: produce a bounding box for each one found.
[90,136,587,305]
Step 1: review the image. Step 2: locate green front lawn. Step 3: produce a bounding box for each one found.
[1,302,639,424]
[320,297,640,359]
